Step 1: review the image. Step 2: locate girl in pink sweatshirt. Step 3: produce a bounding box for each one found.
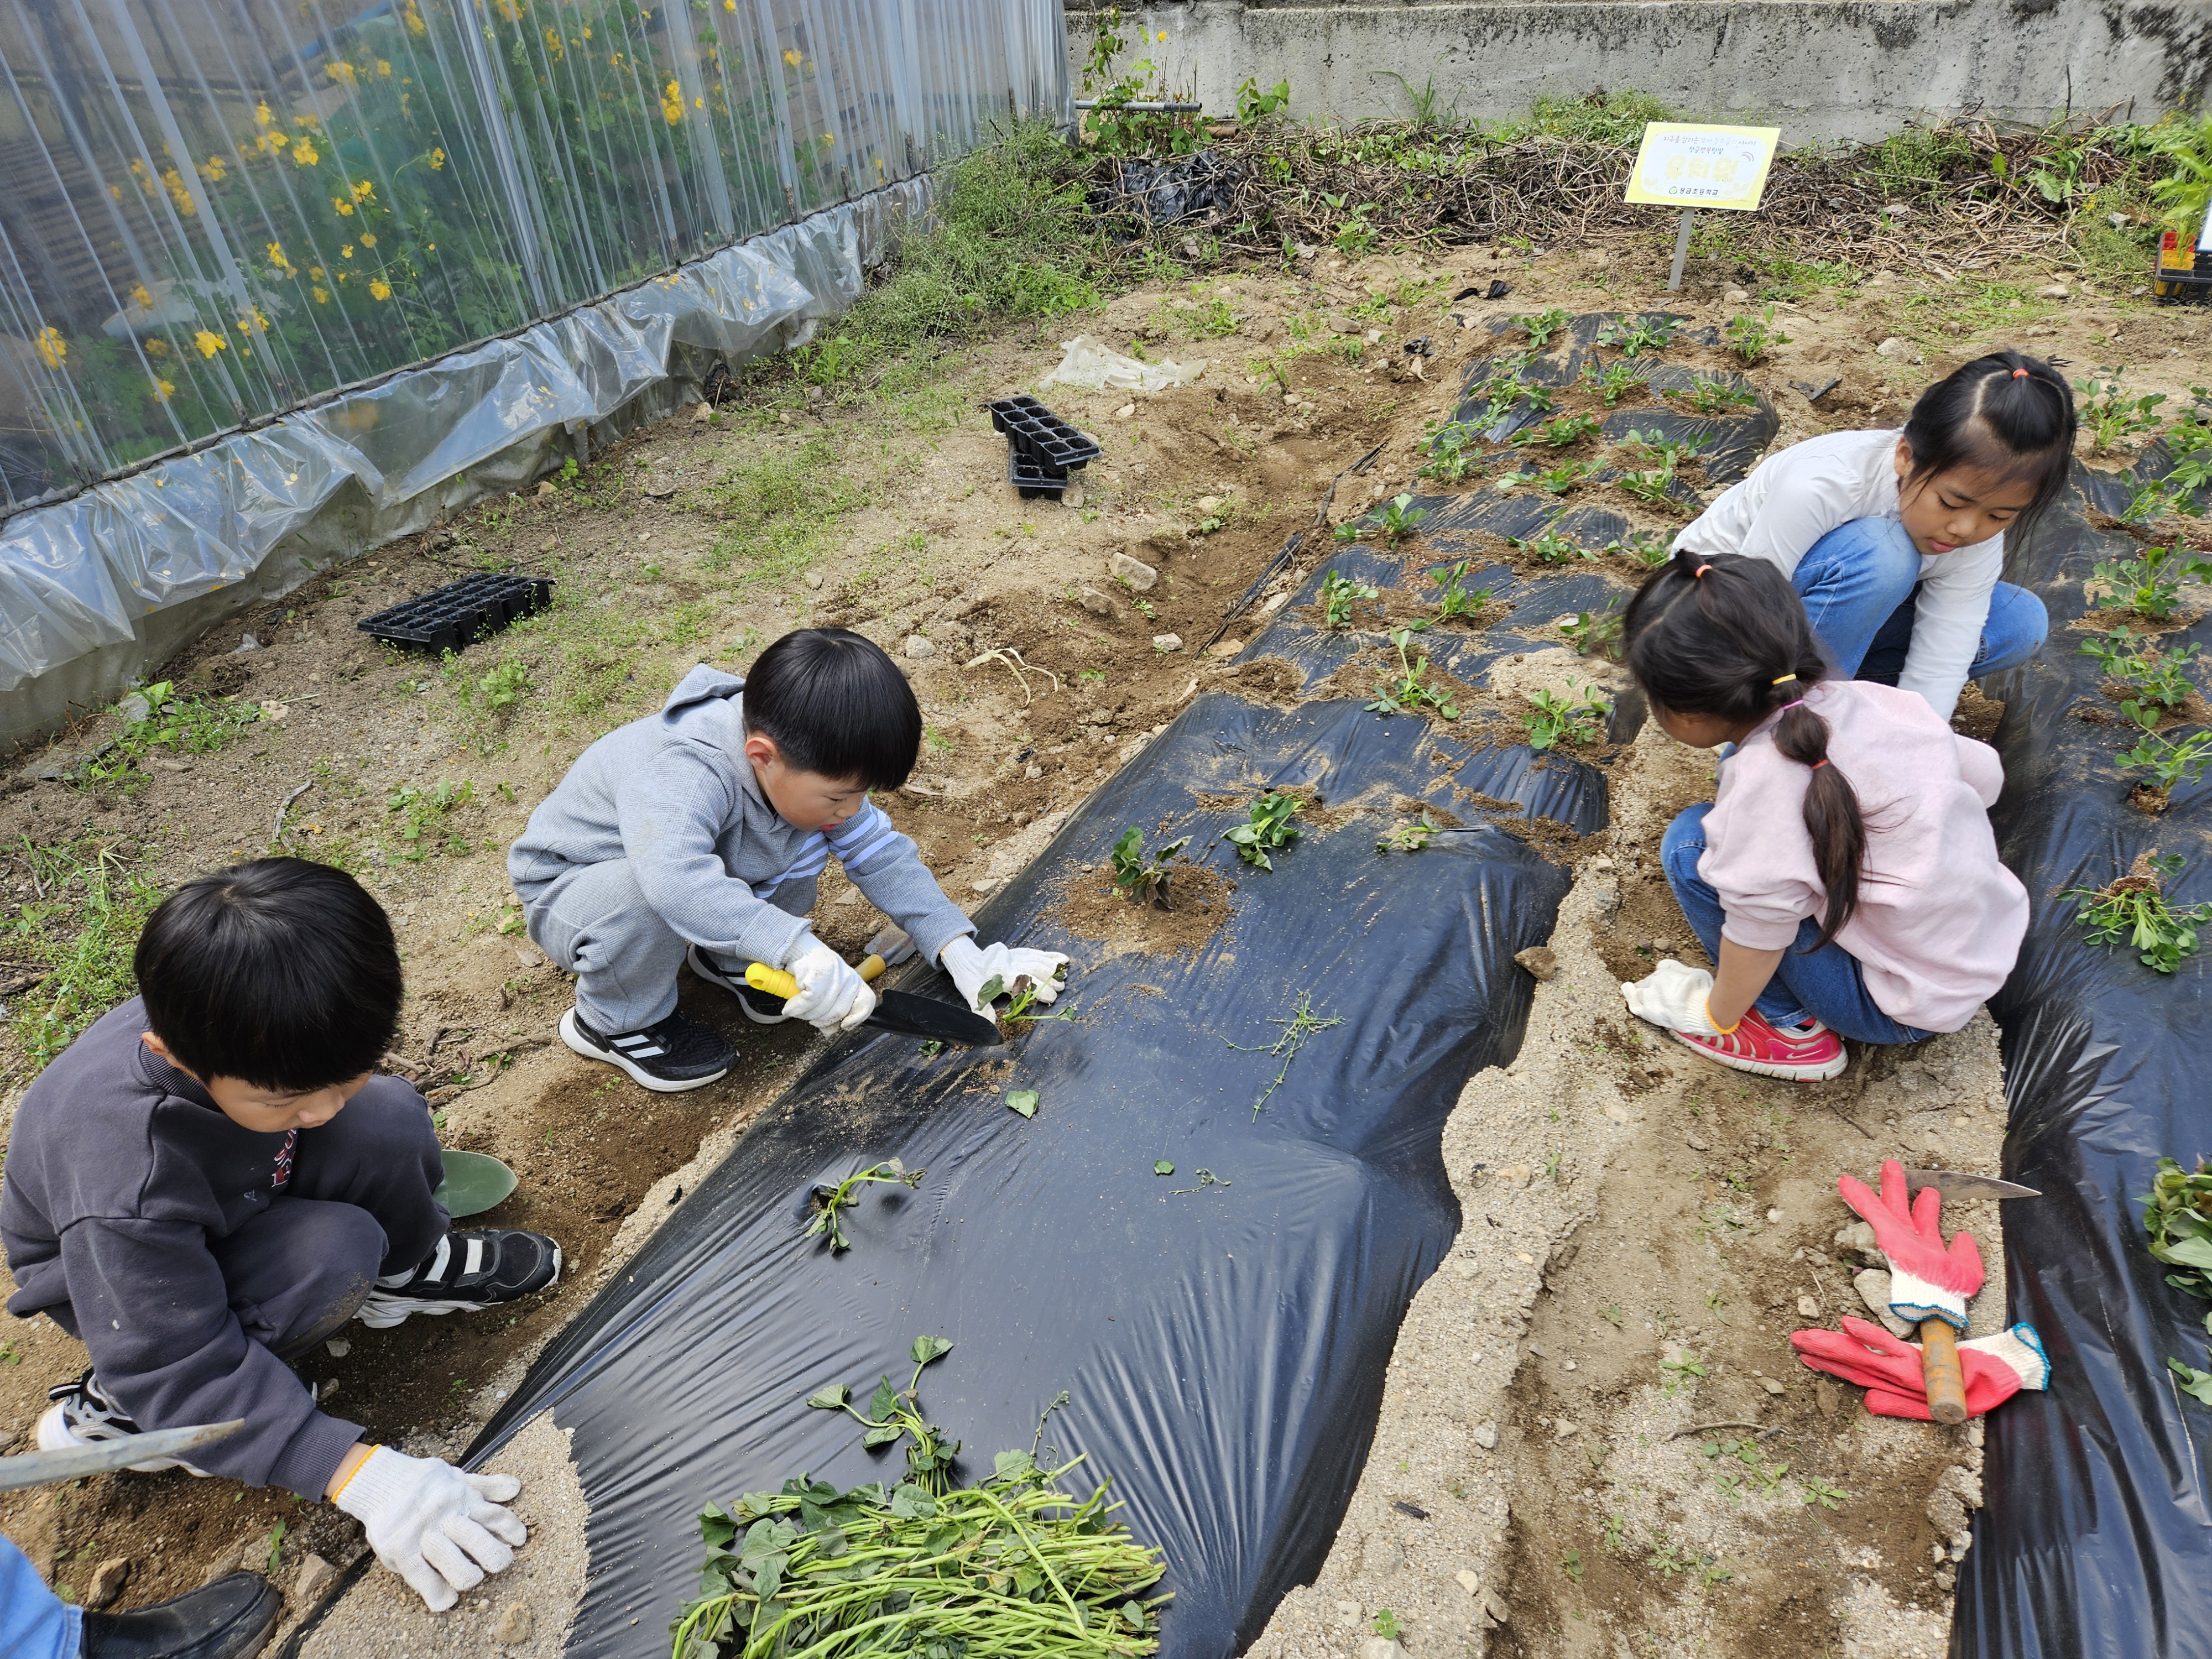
[1616,550,2030,1082]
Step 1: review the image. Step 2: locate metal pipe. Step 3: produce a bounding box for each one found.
[1072,100,1204,111]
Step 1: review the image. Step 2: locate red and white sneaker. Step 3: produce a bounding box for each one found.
[1666,1008,1849,1082]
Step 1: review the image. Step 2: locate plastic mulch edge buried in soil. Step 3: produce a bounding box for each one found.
[356,572,555,654]
[463,332,1773,1657]
[1953,461,2212,1657]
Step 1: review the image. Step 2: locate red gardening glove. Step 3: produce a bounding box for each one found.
[1791,1316,2050,1421]
[1838,1159,1984,1331]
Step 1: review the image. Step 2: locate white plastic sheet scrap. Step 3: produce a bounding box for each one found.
[1037,334,1207,394]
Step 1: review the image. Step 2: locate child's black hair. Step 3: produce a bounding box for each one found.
[134,857,403,1091]
[1899,349,2076,541]
[1624,551,1870,951]
[742,628,920,789]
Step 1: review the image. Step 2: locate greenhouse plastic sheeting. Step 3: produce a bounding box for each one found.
[1954,463,2212,1656]
[0,0,1066,736]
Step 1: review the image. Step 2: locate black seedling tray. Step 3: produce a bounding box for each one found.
[356,572,555,654]
[988,395,1102,472]
[1009,447,1071,500]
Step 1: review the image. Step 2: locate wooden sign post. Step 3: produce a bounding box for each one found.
[1624,123,1782,291]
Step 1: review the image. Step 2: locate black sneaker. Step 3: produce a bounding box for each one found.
[686,942,790,1024]
[559,1003,734,1089]
[358,1228,563,1329]
[81,1571,279,1659]
[38,1370,211,1476]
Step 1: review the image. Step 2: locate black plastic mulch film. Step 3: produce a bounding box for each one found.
[1955,450,2212,1658]
[465,321,1787,1658]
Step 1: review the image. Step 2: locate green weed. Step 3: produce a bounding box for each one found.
[387,779,476,860]
[2080,366,2169,453]
[8,842,163,1075]
[75,682,259,791]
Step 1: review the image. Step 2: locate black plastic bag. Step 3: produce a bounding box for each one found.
[1087,150,1243,226]
[1955,466,2212,1657]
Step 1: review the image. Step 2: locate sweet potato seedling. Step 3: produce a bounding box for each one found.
[2078,365,2168,453]
[1582,361,1649,406]
[1512,308,1574,349]
[1604,529,1673,568]
[1561,603,1625,658]
[2116,726,2212,810]
[1510,529,1595,565]
[1366,628,1459,719]
[1433,559,1491,620]
[1665,377,1758,416]
[2141,1155,2212,1321]
[1320,567,1379,627]
[1376,811,1440,854]
[1721,307,1791,364]
[1110,826,1192,906]
[1420,419,1479,482]
[1529,412,1602,448]
[2089,542,2212,620]
[1221,791,1304,869]
[2080,625,2198,712]
[1597,315,1682,354]
[2060,852,2212,973]
[806,1161,925,1252]
[1526,685,1611,749]
[805,1335,958,1485]
[1377,493,1427,544]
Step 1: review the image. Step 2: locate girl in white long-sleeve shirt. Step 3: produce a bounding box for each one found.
[1673,350,2076,719]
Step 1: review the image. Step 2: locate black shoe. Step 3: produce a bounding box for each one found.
[81,1571,279,1659]
[686,943,790,1024]
[37,1370,210,1476]
[357,1228,563,1328]
[558,1004,733,1090]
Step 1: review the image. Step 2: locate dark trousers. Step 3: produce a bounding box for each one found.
[50,1081,447,1359]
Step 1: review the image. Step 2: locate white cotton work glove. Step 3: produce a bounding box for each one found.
[940,936,1073,1016]
[782,938,877,1032]
[1620,959,1723,1037]
[865,925,918,967]
[333,1446,526,1613]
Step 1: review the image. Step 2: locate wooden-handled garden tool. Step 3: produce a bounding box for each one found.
[744,958,1004,1047]
[1901,1168,2038,1425]
[1839,1159,1992,1424]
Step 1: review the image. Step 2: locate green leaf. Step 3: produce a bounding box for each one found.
[1154,1160,1175,1175]
[911,1334,953,1365]
[2170,1358,2212,1405]
[862,1424,904,1448]
[889,1484,938,1519]
[2156,1234,2212,1272]
[976,973,1006,1005]
[993,1448,1040,1481]
[1006,1089,1039,1118]
[805,1384,849,1410]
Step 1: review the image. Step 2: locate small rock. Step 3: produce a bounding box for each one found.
[1875,337,1906,358]
[535,479,556,497]
[1334,1599,1363,1627]
[1108,551,1158,591]
[1796,1295,1821,1318]
[517,946,545,968]
[118,692,152,724]
[1513,946,1558,982]
[1062,484,1085,510]
[641,467,677,498]
[1152,634,1183,653]
[231,633,262,654]
[1854,1269,1917,1338]
[1196,495,1224,515]
[1479,1587,1511,1629]
[1078,587,1118,618]
[85,1558,130,1610]
[1762,1377,1787,1396]
[492,1601,534,1644]
[0,1428,18,1452]
[1813,1378,1844,1418]
[903,635,936,661]
[693,400,715,422]
[1023,764,1044,781]
[971,877,999,894]
[1454,1568,1481,1595]
[1365,328,1385,346]
[1473,1421,1498,1449]
[1553,1418,1580,1440]
[1686,1136,1710,1152]
[1724,286,1751,304]
[1206,639,1242,658]
[1115,403,1136,419]
[294,1554,336,1601]
[804,571,824,591]
[2039,282,2069,299]
[539,536,557,555]
[1766,1207,1784,1224]
[201,1542,246,1585]
[325,1339,351,1358]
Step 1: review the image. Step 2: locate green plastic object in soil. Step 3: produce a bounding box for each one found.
[432,1150,518,1219]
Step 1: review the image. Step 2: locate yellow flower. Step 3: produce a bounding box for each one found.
[144,336,169,357]
[201,155,228,182]
[255,99,273,127]
[292,138,320,165]
[581,25,591,38]
[542,27,563,59]
[360,233,377,247]
[493,0,521,21]
[151,377,175,402]
[351,178,374,204]
[660,79,684,123]
[33,326,65,369]
[161,167,197,215]
[236,307,269,335]
[107,184,122,201]
[377,59,392,77]
[129,282,153,309]
[309,265,324,279]
[784,48,801,67]
[326,60,357,87]
[694,96,703,108]
[429,147,446,170]
[293,115,317,128]
[313,285,330,304]
[369,278,392,301]
[340,244,354,258]
[194,329,227,358]
[404,0,426,34]
[1156,29,1166,39]
[333,199,354,216]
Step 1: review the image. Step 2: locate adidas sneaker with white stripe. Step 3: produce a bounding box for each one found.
[557,1004,733,1091]
[38,1369,213,1474]
[357,1227,564,1328]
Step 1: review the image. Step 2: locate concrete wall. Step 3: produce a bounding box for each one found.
[1065,0,2212,142]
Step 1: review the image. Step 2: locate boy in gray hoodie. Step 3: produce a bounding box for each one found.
[508,628,1066,1090]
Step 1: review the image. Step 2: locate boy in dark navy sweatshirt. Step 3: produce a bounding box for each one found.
[1,859,561,1613]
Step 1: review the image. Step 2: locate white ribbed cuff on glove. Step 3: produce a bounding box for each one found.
[334,1446,526,1612]
[1888,1264,1970,1332]
[1963,1324,2052,1391]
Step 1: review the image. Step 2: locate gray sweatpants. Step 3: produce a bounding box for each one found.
[517,858,811,1032]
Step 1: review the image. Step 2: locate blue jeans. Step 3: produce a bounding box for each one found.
[0,1533,77,1659]
[1660,805,1934,1046]
[1790,517,2048,683]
